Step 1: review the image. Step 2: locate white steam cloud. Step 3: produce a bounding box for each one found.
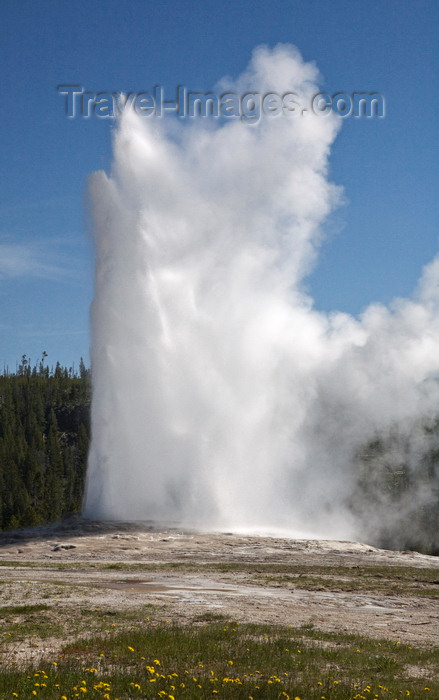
[84,45,439,545]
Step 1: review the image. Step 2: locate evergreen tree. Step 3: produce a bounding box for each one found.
[0,357,91,530]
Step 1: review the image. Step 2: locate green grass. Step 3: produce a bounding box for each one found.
[0,604,51,617]
[0,601,159,650]
[0,603,63,644]
[3,606,161,649]
[0,619,437,699]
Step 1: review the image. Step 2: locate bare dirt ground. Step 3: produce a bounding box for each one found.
[0,517,438,665]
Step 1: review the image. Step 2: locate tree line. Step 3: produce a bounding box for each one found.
[0,355,90,530]
[352,419,439,555]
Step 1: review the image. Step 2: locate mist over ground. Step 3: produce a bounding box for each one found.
[84,45,439,552]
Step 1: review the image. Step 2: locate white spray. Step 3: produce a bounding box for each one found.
[84,45,439,544]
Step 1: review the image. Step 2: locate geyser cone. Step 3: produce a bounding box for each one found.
[84,45,439,544]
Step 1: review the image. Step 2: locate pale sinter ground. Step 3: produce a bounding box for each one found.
[0,517,438,666]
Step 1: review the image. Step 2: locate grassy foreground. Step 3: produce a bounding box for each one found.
[0,615,438,699]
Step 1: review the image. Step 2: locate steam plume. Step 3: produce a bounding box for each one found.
[84,45,439,546]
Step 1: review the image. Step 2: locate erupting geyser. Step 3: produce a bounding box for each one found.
[84,45,439,543]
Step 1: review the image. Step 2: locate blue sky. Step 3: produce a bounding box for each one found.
[1,0,438,371]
